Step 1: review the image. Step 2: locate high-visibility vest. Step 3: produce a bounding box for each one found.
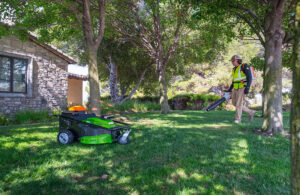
[232,64,247,89]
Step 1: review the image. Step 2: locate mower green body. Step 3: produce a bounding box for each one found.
[82,117,116,128]
[80,134,113,144]
[58,112,131,145]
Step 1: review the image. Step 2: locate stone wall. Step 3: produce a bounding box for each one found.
[0,36,69,116]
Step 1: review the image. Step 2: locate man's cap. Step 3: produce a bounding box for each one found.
[231,55,242,61]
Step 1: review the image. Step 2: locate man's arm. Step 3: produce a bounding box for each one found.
[243,64,252,94]
[227,83,233,92]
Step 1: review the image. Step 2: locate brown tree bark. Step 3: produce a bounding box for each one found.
[291,2,300,194]
[87,46,101,115]
[157,62,170,114]
[107,55,120,103]
[261,0,287,134]
[82,0,106,116]
[48,0,106,115]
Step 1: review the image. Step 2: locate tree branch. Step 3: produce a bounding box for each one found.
[49,0,83,26]
[95,0,106,47]
[163,6,186,65]
[119,63,153,104]
[235,13,265,45]
[276,0,288,11]
[82,0,96,46]
[128,0,156,59]
[229,4,264,26]
[255,0,268,5]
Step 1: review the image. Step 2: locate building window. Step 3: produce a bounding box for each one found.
[0,55,27,93]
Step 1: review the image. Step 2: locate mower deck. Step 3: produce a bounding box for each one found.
[57,111,131,145]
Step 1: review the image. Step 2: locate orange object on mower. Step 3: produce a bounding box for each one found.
[68,106,87,112]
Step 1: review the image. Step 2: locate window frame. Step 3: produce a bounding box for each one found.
[0,54,28,94]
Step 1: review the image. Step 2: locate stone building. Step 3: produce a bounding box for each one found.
[0,35,79,115]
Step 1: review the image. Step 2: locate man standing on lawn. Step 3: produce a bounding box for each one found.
[226,55,255,123]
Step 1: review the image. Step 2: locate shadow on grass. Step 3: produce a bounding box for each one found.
[0,111,290,194]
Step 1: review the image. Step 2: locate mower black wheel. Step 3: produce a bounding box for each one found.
[57,130,74,144]
[118,135,130,145]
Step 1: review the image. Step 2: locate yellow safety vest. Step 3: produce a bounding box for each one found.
[232,65,247,89]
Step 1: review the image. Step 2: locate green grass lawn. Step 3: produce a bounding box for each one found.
[0,111,290,195]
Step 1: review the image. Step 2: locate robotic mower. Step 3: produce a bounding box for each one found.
[57,106,131,145]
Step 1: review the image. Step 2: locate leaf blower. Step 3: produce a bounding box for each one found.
[206,92,231,111]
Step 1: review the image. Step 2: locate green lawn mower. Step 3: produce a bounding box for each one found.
[57,106,131,145]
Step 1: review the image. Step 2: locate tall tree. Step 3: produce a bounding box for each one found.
[0,0,107,115]
[110,0,191,114]
[291,2,300,193]
[193,0,295,134]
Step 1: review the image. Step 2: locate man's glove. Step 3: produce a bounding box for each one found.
[244,87,249,94]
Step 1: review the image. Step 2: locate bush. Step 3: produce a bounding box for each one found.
[101,99,161,114]
[169,93,223,110]
[133,96,160,103]
[13,110,57,124]
[170,94,220,102]
[0,113,10,125]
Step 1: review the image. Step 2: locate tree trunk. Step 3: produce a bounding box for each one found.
[119,65,150,104]
[291,2,300,194]
[108,56,120,103]
[107,57,151,105]
[157,62,170,114]
[81,0,106,116]
[87,46,101,116]
[261,0,286,134]
[262,64,267,117]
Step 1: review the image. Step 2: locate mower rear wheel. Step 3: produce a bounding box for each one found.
[57,130,74,144]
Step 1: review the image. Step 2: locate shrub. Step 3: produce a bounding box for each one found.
[101,99,161,114]
[170,94,220,102]
[0,113,10,125]
[133,96,160,103]
[13,110,57,124]
[169,93,223,110]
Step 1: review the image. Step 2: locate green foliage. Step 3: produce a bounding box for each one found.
[282,92,291,105]
[0,113,10,126]
[13,110,57,124]
[133,96,160,103]
[171,93,220,101]
[186,102,194,107]
[251,49,293,71]
[169,93,225,110]
[250,56,264,71]
[101,99,161,115]
[98,36,156,95]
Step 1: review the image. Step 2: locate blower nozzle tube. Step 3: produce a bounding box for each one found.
[206,97,226,111]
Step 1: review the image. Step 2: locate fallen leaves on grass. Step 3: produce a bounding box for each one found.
[101,174,108,180]
[131,108,138,113]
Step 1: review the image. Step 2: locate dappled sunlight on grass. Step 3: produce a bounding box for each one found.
[0,111,291,194]
[228,139,249,164]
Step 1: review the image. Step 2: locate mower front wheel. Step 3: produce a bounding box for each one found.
[57,130,74,144]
